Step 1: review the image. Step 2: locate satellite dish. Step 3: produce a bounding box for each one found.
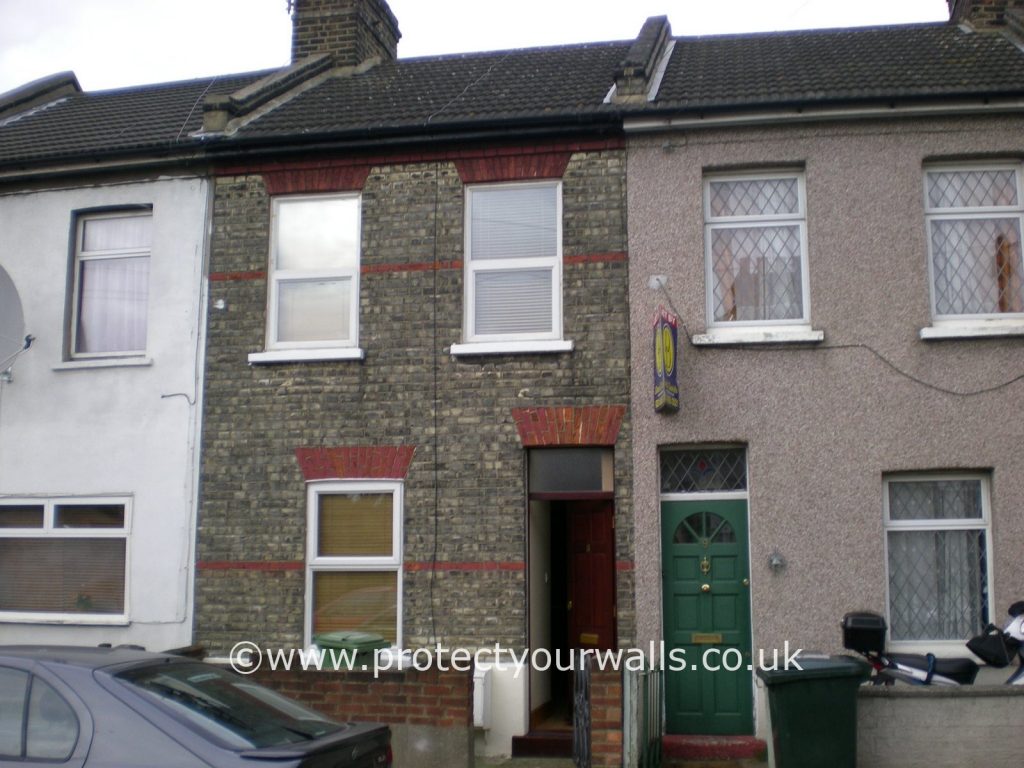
[0,264,29,378]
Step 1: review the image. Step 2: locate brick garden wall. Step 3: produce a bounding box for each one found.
[591,667,624,767]
[196,138,634,655]
[253,665,473,768]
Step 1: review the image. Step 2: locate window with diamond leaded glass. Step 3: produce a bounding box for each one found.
[884,475,991,643]
[704,173,809,327]
[661,448,747,494]
[925,166,1023,320]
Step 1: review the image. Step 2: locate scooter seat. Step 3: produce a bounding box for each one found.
[889,653,979,684]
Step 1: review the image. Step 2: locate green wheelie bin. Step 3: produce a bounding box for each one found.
[313,631,388,669]
[756,654,870,768]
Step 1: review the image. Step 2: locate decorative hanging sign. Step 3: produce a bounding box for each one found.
[653,305,680,413]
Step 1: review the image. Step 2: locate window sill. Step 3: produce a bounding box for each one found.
[885,640,980,657]
[450,340,574,357]
[53,357,153,371]
[691,328,824,346]
[0,613,129,626]
[248,348,366,364]
[920,322,1024,341]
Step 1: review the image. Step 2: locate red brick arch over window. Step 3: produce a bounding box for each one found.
[294,446,415,480]
[454,150,571,184]
[512,406,626,448]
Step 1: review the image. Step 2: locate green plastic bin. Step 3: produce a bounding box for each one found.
[313,631,388,669]
[756,654,870,768]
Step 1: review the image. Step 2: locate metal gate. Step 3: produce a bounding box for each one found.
[572,653,591,768]
[624,662,663,768]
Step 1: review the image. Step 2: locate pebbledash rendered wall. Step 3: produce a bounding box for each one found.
[195,139,634,655]
[626,114,1024,733]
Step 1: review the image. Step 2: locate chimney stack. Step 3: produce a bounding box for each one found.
[948,0,1024,30]
[290,0,401,67]
[612,16,672,104]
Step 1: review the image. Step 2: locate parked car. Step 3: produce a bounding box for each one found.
[0,645,391,767]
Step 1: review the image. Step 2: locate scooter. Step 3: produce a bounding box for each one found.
[841,602,1024,685]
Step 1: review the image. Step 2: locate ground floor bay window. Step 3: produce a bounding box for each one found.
[0,498,129,621]
[305,481,402,647]
[884,474,992,645]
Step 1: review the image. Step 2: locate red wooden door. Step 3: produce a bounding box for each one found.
[567,500,616,651]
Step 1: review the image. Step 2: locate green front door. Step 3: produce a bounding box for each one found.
[662,499,752,734]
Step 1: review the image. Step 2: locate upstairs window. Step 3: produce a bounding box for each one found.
[464,182,562,343]
[268,194,360,350]
[925,166,1023,320]
[72,212,151,357]
[704,173,809,328]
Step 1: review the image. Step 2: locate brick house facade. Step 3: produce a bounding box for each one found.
[195,140,634,652]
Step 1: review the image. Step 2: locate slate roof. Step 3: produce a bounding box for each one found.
[231,43,629,142]
[652,23,1024,112]
[2,20,1024,171]
[0,72,270,170]
[0,42,630,170]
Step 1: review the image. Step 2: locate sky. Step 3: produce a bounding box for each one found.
[0,0,951,95]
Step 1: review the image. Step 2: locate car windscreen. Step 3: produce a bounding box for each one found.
[116,663,344,749]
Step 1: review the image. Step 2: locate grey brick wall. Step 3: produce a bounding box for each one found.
[197,146,633,654]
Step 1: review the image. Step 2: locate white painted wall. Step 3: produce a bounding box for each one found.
[474,662,529,758]
[528,499,552,712]
[0,175,209,651]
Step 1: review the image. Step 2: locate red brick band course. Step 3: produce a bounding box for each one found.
[197,560,526,572]
[208,253,624,283]
[197,561,303,571]
[405,561,525,572]
[361,260,463,274]
[209,270,267,282]
[564,252,628,265]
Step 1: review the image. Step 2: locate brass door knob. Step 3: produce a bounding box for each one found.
[701,584,711,593]
[742,578,750,587]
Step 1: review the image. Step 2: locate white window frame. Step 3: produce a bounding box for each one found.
[70,210,151,360]
[304,481,403,649]
[882,473,993,653]
[253,193,363,363]
[452,181,572,356]
[0,496,131,625]
[697,172,820,346]
[921,163,1024,340]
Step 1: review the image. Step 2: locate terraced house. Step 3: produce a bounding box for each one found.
[193,0,635,760]
[623,0,1024,762]
[3,0,1024,766]
[0,69,262,653]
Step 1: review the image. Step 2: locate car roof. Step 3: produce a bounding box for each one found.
[0,645,187,670]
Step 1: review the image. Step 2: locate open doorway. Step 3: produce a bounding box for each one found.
[521,449,616,755]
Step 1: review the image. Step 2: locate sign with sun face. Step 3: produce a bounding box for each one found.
[653,305,680,413]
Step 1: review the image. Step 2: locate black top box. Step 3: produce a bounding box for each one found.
[842,612,887,654]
